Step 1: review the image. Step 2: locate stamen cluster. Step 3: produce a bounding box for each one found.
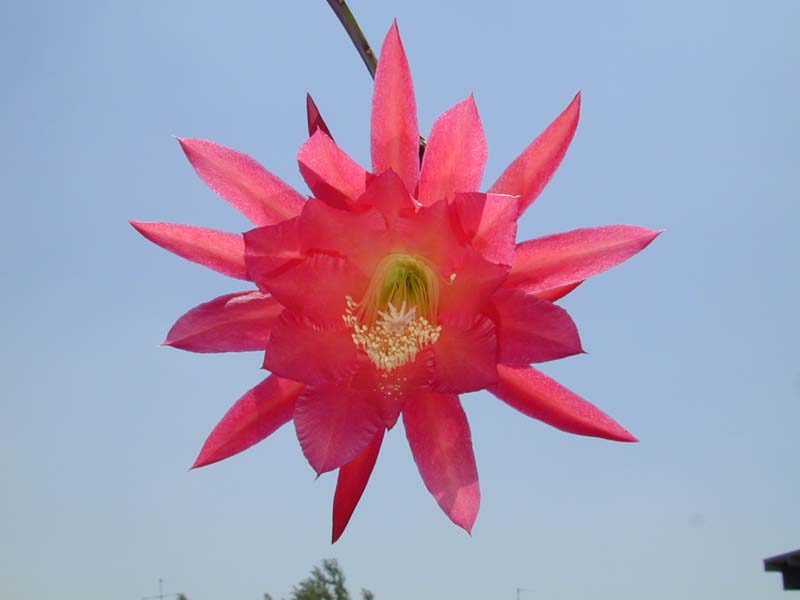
[344,296,441,371]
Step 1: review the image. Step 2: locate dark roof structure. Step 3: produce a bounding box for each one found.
[765,549,800,591]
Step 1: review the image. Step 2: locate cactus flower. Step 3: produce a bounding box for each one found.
[132,22,659,541]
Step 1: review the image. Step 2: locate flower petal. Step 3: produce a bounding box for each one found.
[534,281,583,302]
[294,384,384,475]
[354,169,417,227]
[393,199,464,272]
[306,93,333,139]
[438,248,509,324]
[243,217,304,286]
[350,353,434,429]
[263,252,368,326]
[178,138,305,226]
[488,93,581,217]
[371,21,419,193]
[432,316,498,393]
[506,225,662,293]
[298,130,368,209]
[298,199,390,277]
[489,364,637,442]
[403,390,480,533]
[418,96,487,206]
[191,375,305,468]
[264,311,357,386]
[453,192,519,266]
[332,429,384,543]
[165,290,282,353]
[490,288,583,365]
[130,221,247,279]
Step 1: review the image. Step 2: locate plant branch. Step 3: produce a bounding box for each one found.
[325,0,377,79]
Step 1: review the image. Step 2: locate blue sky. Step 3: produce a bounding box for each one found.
[1,1,798,599]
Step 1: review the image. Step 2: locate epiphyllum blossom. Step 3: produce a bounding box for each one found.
[132,22,659,541]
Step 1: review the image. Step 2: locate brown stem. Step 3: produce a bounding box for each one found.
[325,0,377,79]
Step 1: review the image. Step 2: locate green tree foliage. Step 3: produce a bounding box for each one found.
[288,559,373,600]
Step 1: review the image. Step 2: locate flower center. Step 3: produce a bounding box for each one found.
[343,253,442,371]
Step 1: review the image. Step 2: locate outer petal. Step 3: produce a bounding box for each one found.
[453,192,519,266]
[298,130,368,209]
[489,364,637,442]
[432,316,498,393]
[192,375,305,468]
[178,138,305,226]
[306,93,333,139]
[264,311,357,386]
[332,429,384,543]
[403,390,480,533]
[506,225,662,293]
[165,291,282,353]
[489,93,581,216]
[294,384,383,475]
[534,281,582,302]
[371,21,419,193]
[418,96,487,206]
[490,288,583,365]
[130,221,247,280]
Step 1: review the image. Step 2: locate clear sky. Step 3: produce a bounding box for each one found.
[2,1,798,599]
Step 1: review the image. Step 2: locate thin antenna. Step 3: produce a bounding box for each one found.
[142,578,185,600]
[516,587,535,600]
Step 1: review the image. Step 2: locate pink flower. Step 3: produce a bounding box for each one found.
[132,22,660,541]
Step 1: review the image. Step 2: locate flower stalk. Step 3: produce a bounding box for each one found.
[325,0,377,78]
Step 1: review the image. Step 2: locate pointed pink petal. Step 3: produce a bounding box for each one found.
[243,217,303,286]
[165,290,282,353]
[264,311,357,386]
[507,225,662,293]
[298,130,368,209]
[453,192,519,266]
[130,221,247,279]
[489,364,637,442]
[489,93,581,216]
[371,21,419,193]
[263,252,368,327]
[534,281,583,302]
[491,288,583,365]
[403,390,480,532]
[432,316,498,393]
[178,138,305,226]
[294,384,383,475]
[192,375,305,468]
[332,429,384,543]
[306,93,333,139]
[418,96,487,206]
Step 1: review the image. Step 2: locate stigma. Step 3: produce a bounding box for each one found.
[343,253,442,371]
